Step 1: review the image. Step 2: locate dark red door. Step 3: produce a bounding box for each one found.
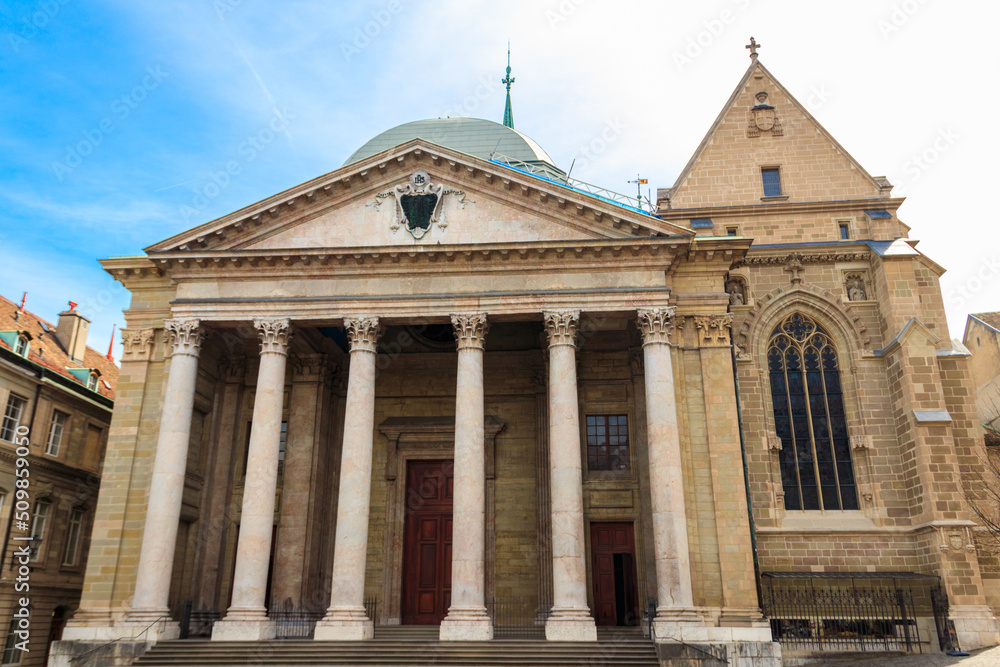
[590,522,638,626]
[402,460,453,625]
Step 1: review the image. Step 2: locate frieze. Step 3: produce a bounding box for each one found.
[732,251,870,269]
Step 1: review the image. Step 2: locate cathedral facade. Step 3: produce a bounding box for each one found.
[51,54,999,665]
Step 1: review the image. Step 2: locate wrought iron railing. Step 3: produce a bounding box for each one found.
[761,577,924,652]
[485,597,549,639]
[267,596,378,640]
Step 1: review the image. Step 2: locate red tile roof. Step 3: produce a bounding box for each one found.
[0,294,118,400]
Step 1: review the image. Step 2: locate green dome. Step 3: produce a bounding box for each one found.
[344,118,563,178]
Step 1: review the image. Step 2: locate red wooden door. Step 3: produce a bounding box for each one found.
[402,460,453,625]
[590,522,638,627]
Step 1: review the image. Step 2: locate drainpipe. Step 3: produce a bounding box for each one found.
[731,343,763,607]
[1,367,44,571]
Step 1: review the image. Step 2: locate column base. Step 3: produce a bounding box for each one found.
[440,607,493,641]
[653,607,706,643]
[313,606,374,640]
[212,607,276,641]
[545,606,597,641]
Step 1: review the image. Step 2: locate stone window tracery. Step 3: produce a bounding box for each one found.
[767,313,858,511]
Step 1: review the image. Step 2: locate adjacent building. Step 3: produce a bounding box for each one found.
[963,313,1000,445]
[51,51,1000,666]
[0,295,117,666]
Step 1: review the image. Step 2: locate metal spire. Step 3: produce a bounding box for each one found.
[502,43,515,129]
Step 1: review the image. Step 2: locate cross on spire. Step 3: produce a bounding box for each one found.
[746,36,761,59]
[502,42,515,129]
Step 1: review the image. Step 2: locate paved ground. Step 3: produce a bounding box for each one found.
[814,645,1000,666]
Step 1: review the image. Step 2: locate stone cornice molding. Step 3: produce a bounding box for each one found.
[660,197,906,221]
[693,314,733,346]
[345,316,383,354]
[636,307,677,346]
[254,318,293,356]
[164,319,204,358]
[543,310,580,348]
[121,328,155,362]
[451,313,489,351]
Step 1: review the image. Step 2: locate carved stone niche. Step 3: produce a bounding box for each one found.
[377,415,505,625]
[844,271,871,302]
[726,277,749,307]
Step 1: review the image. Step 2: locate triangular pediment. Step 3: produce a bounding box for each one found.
[667,59,890,209]
[147,140,692,254]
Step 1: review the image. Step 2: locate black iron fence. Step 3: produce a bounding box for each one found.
[485,597,549,639]
[269,596,379,639]
[760,573,941,653]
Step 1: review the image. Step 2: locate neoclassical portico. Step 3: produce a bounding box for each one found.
[60,138,772,664]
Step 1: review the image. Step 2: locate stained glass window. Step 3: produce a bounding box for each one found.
[767,313,858,511]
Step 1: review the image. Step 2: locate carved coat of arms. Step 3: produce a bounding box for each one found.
[747,91,783,137]
[369,170,471,240]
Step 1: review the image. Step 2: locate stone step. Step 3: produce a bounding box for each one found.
[135,637,660,666]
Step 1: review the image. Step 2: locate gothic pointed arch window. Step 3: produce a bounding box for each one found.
[767,313,858,511]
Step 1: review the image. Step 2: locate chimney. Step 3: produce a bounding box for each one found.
[56,301,90,362]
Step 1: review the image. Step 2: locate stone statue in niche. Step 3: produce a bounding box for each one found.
[726,279,747,306]
[846,274,868,301]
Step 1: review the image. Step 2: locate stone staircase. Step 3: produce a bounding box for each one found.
[134,625,662,666]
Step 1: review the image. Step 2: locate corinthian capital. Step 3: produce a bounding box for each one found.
[636,307,677,346]
[345,316,383,353]
[121,328,156,362]
[693,314,733,346]
[164,319,204,358]
[255,318,293,356]
[451,313,489,350]
[543,310,580,348]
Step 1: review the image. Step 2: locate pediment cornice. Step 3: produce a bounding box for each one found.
[145,139,693,254]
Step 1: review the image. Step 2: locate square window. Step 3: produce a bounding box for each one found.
[762,168,782,197]
[726,227,739,236]
[585,415,630,472]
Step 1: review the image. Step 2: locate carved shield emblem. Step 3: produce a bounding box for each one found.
[394,170,445,239]
[753,106,776,131]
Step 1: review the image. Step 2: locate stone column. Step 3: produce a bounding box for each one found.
[440,313,492,641]
[636,308,702,639]
[126,319,204,632]
[542,310,597,642]
[315,316,383,641]
[213,319,292,641]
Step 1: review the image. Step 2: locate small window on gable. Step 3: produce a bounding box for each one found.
[87,373,99,392]
[761,168,782,197]
[14,335,28,357]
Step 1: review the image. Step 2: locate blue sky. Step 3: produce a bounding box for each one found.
[2,0,998,361]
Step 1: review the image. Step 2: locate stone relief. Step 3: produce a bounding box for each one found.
[693,314,733,346]
[747,91,784,138]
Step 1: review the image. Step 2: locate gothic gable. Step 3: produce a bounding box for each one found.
[668,60,890,209]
